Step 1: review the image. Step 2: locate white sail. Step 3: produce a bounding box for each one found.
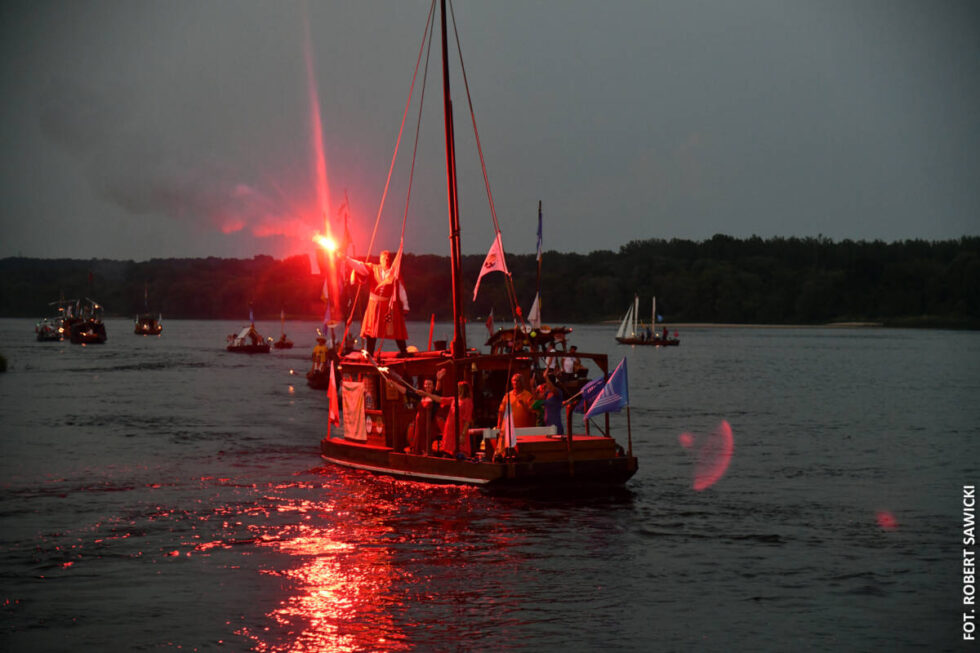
[616,302,634,339]
[633,295,639,336]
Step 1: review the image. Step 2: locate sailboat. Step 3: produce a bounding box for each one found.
[134,283,163,335]
[273,308,294,349]
[615,295,679,346]
[318,0,637,488]
[226,304,271,354]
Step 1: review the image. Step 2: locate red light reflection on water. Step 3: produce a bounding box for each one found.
[235,490,412,652]
[876,511,898,530]
[679,420,735,491]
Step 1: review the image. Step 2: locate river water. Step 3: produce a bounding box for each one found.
[0,318,977,651]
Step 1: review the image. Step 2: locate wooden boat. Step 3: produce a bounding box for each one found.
[134,285,163,335]
[68,298,107,344]
[272,309,293,349]
[134,313,163,335]
[318,1,637,489]
[615,296,679,346]
[226,324,271,354]
[35,317,64,342]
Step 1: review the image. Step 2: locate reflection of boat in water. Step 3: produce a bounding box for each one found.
[615,296,679,346]
[318,1,637,489]
[227,324,271,354]
[134,313,163,335]
[67,298,107,344]
[35,316,64,341]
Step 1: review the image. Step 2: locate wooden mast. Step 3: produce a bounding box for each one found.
[441,0,466,359]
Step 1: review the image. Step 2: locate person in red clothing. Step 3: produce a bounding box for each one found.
[346,250,409,357]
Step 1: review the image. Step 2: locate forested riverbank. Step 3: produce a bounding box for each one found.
[2,235,977,328]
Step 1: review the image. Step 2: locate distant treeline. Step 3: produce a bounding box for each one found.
[2,235,978,327]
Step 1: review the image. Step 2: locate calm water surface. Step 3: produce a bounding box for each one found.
[1,318,977,651]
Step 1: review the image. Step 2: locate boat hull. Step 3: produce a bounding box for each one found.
[616,337,679,346]
[70,321,107,344]
[134,321,163,335]
[320,435,638,488]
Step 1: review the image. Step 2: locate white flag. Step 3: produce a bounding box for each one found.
[527,293,541,329]
[473,233,509,301]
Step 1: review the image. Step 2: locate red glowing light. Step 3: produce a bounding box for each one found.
[313,233,337,252]
[679,420,735,491]
[876,511,898,530]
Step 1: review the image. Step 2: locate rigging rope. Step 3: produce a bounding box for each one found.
[340,0,437,351]
[448,0,524,330]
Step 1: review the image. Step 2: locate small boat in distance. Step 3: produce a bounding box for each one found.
[227,324,271,354]
[68,298,107,344]
[134,313,163,336]
[273,309,293,349]
[134,284,163,335]
[35,316,64,342]
[616,296,679,346]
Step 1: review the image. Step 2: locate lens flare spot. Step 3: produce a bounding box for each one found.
[876,511,898,530]
[679,420,735,491]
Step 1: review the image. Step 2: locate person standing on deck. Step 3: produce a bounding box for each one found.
[345,250,410,357]
[494,373,536,457]
[537,372,565,435]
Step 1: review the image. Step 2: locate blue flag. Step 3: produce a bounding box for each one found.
[574,377,605,414]
[585,358,629,419]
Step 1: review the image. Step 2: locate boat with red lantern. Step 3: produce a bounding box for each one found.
[317,0,637,489]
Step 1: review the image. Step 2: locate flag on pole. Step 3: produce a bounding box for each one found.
[327,360,340,426]
[527,293,541,329]
[573,377,606,413]
[585,358,629,419]
[536,203,543,263]
[501,399,516,449]
[486,307,494,337]
[473,232,509,301]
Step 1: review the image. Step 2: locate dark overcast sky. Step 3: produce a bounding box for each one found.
[1,0,978,262]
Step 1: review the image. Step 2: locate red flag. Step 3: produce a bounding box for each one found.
[327,360,340,426]
[486,308,494,336]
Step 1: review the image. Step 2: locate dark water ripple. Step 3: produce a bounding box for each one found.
[1,319,978,651]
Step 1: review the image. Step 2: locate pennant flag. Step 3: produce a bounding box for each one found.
[473,233,509,301]
[585,358,629,419]
[573,377,605,413]
[502,399,516,449]
[327,361,340,426]
[536,203,543,263]
[249,307,254,324]
[486,307,494,337]
[527,293,541,329]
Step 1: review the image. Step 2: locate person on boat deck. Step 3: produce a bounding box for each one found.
[494,373,536,456]
[662,327,669,341]
[311,336,328,373]
[438,381,474,457]
[543,342,558,372]
[407,378,440,454]
[536,372,565,435]
[345,250,410,357]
